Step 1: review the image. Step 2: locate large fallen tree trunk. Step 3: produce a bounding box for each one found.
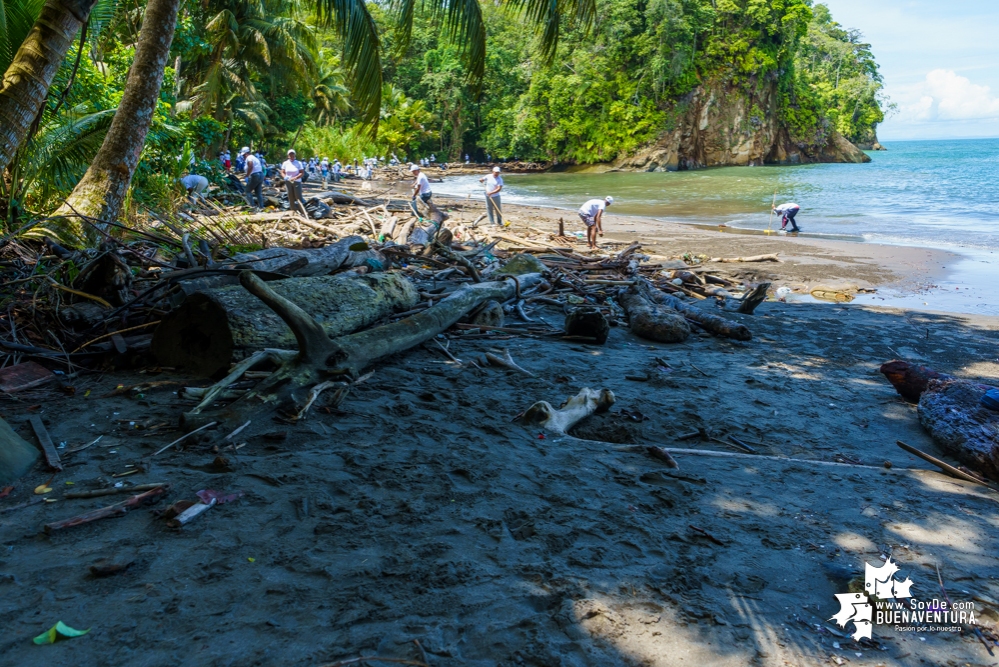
[152,272,419,376]
[180,271,543,430]
[619,284,690,343]
[640,279,751,341]
[918,379,999,482]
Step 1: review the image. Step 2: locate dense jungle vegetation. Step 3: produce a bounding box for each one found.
[0,0,886,234]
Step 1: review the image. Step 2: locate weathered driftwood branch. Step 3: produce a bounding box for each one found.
[152,273,418,376]
[43,486,169,533]
[708,253,780,263]
[485,350,534,376]
[181,271,544,430]
[728,282,771,314]
[640,280,751,341]
[521,388,615,434]
[619,284,690,343]
[228,236,363,276]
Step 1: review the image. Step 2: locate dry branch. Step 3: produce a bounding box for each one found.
[181,271,544,430]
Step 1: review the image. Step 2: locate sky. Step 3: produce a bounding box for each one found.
[820,0,999,141]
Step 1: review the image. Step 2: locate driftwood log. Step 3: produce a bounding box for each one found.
[522,388,615,434]
[0,417,39,484]
[152,273,419,376]
[228,236,364,276]
[918,379,999,482]
[718,283,771,315]
[880,360,954,403]
[640,280,751,341]
[180,271,544,430]
[619,284,690,343]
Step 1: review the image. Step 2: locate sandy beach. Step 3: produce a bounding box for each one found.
[2,182,998,666]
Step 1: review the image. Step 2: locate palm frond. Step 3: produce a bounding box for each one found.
[0,0,45,74]
[315,0,381,130]
[429,0,485,83]
[390,0,417,56]
[86,0,122,46]
[505,0,596,63]
[19,106,116,205]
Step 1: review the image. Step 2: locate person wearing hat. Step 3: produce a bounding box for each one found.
[241,147,264,210]
[280,149,309,218]
[478,166,505,226]
[578,196,613,249]
[409,163,432,218]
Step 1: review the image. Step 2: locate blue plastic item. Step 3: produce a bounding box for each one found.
[982,389,999,411]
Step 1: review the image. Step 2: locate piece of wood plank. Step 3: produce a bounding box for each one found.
[0,361,55,393]
[43,486,168,533]
[28,416,62,471]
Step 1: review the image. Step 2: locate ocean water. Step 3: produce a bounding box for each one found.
[434,139,999,315]
[436,139,999,251]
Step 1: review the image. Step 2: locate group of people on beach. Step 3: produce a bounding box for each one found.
[193,144,805,242]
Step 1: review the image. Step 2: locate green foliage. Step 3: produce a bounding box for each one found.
[792,3,888,145]
[297,121,383,160]
[0,0,888,234]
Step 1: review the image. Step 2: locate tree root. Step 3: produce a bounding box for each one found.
[180,271,544,430]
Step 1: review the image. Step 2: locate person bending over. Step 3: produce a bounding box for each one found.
[180,173,209,204]
[578,196,613,249]
[774,202,801,232]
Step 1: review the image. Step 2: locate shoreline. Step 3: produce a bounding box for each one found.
[430,189,996,317]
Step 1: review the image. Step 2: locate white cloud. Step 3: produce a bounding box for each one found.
[897,69,999,123]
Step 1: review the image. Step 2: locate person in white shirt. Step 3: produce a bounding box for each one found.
[180,173,209,204]
[478,166,504,226]
[773,202,801,232]
[280,149,309,218]
[241,147,264,209]
[578,196,613,249]
[409,164,432,218]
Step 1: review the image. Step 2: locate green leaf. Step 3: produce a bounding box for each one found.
[32,621,91,645]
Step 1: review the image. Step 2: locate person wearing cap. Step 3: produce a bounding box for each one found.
[280,149,309,218]
[241,147,264,210]
[180,173,210,204]
[578,196,613,249]
[409,163,432,218]
[478,166,504,226]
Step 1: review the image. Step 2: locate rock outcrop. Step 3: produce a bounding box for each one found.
[605,80,871,172]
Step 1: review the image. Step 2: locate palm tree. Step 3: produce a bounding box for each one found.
[51,0,183,241]
[0,0,102,175]
[310,53,350,125]
[0,0,121,177]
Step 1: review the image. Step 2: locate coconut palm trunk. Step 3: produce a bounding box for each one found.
[0,0,99,175]
[52,0,182,241]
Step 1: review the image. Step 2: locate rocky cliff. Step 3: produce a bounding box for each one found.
[601,80,870,172]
